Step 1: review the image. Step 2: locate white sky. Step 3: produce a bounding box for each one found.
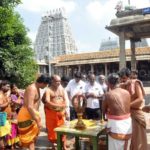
[16,0,150,52]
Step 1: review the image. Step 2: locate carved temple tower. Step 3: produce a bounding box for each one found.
[34,8,77,74]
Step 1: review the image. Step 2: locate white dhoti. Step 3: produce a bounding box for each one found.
[107,114,132,150]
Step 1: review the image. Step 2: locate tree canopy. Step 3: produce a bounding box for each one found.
[0,0,38,88]
[0,0,21,8]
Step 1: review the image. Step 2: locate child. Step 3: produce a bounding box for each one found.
[6,102,20,150]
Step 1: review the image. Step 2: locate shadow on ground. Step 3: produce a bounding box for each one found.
[36,135,52,150]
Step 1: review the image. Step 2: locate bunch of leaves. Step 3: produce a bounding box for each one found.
[0,1,38,88]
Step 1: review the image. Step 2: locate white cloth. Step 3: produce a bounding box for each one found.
[66,79,86,106]
[107,117,132,150]
[99,83,108,93]
[85,81,103,109]
[107,117,132,135]
[109,136,131,150]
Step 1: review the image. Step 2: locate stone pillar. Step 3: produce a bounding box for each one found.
[78,65,81,72]
[63,66,66,75]
[60,67,63,76]
[57,66,61,76]
[119,32,126,69]
[66,66,69,76]
[130,39,136,70]
[48,62,51,76]
[56,66,59,75]
[91,64,94,73]
[51,64,54,75]
[104,63,108,76]
[70,67,73,78]
[53,66,56,74]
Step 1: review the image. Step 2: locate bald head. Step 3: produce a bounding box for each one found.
[99,74,106,84]
[51,75,61,88]
[89,73,96,85]
[51,75,61,81]
[99,75,105,80]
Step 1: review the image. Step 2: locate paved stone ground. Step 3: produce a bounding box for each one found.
[35,86,150,150]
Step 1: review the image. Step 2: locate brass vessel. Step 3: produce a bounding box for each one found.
[72,95,86,130]
[75,113,86,130]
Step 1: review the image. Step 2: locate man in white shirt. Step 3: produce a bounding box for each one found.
[98,75,108,120]
[85,73,104,120]
[98,75,108,93]
[66,72,86,120]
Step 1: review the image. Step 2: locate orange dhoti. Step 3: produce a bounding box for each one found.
[44,106,65,143]
[17,107,40,147]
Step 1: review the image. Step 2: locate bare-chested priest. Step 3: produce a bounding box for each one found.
[119,68,147,150]
[102,73,132,150]
[44,75,67,150]
[17,75,49,150]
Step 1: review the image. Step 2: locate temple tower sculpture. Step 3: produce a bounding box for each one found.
[34,8,77,69]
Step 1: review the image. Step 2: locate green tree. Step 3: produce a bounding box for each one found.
[0,0,21,8]
[0,0,38,88]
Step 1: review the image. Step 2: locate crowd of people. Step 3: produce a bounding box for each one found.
[0,76,49,150]
[0,67,149,150]
[0,81,25,149]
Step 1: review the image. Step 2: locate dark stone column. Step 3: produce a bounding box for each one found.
[104,63,108,76]
[130,38,137,70]
[119,32,126,69]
